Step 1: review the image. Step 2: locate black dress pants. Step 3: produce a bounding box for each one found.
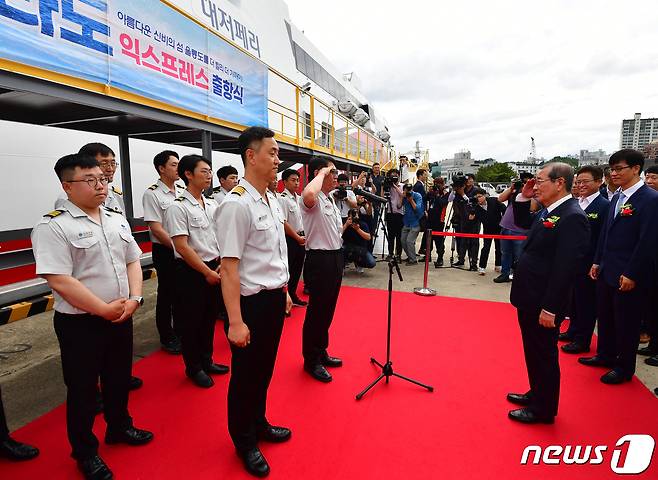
[285,236,306,300]
[174,259,220,375]
[596,281,646,375]
[53,312,133,460]
[224,289,285,452]
[478,238,501,269]
[0,385,9,440]
[302,249,343,365]
[385,213,403,257]
[152,243,179,344]
[517,308,560,418]
[566,274,597,348]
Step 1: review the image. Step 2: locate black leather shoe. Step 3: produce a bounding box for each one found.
[77,455,113,480]
[258,425,291,443]
[654,387,658,396]
[561,342,589,354]
[434,260,443,268]
[493,274,511,283]
[508,408,554,424]
[304,364,332,383]
[291,297,308,307]
[105,426,154,446]
[645,355,658,367]
[506,392,532,406]
[453,260,465,267]
[0,437,39,461]
[129,376,143,391]
[187,370,214,388]
[637,346,654,356]
[162,338,182,355]
[238,447,270,477]
[321,352,343,368]
[600,369,632,385]
[578,356,614,368]
[204,363,230,375]
[557,332,572,342]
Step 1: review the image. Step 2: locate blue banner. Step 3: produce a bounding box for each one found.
[0,0,268,127]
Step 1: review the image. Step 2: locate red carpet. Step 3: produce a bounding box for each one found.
[3,286,657,479]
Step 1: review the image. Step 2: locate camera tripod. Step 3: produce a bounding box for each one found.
[355,256,433,400]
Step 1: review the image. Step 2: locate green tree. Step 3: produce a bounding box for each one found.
[549,156,579,168]
[476,163,518,183]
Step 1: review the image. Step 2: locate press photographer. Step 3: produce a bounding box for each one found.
[383,168,405,260]
[449,176,479,270]
[427,176,450,267]
[472,188,506,275]
[399,183,424,265]
[332,173,358,221]
[342,208,376,271]
[494,171,534,283]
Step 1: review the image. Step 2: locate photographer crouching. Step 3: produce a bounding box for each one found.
[400,183,424,265]
[342,208,376,272]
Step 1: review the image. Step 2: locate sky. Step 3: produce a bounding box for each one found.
[284,0,658,163]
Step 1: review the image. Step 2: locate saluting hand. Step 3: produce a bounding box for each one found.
[228,322,250,348]
[102,298,127,321]
[521,178,535,198]
[619,275,636,292]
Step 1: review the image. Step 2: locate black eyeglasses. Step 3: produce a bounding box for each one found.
[65,177,109,188]
[610,165,632,174]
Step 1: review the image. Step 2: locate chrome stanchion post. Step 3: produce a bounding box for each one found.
[414,228,437,296]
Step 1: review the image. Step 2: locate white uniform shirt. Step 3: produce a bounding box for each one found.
[279,189,304,233]
[329,188,357,218]
[212,186,230,205]
[142,179,185,244]
[55,184,125,216]
[31,200,142,314]
[166,189,220,261]
[216,179,289,296]
[301,191,343,251]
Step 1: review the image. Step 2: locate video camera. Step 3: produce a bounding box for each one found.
[333,186,348,200]
[382,174,399,194]
[403,183,413,197]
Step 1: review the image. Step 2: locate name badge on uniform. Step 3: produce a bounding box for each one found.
[258,215,267,222]
[77,231,94,239]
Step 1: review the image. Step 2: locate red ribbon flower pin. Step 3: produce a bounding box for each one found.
[619,204,634,217]
[542,215,560,228]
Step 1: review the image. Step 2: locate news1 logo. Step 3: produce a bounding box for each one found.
[521,435,655,474]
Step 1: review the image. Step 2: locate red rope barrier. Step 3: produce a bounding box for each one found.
[431,231,527,240]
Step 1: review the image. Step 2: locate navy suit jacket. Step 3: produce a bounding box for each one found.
[594,183,658,288]
[581,194,610,273]
[510,197,590,316]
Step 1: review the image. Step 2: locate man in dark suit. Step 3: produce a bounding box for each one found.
[473,188,506,274]
[579,149,658,384]
[561,166,610,354]
[507,162,590,424]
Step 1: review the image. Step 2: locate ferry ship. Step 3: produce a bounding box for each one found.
[0,0,393,305]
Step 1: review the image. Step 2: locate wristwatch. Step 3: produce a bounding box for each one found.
[128,295,144,306]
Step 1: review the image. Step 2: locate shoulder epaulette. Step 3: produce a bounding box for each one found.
[174,197,184,202]
[175,183,185,189]
[103,206,122,214]
[212,186,221,193]
[148,184,158,191]
[231,186,246,196]
[280,191,288,197]
[111,186,123,195]
[44,209,64,218]
[204,193,215,199]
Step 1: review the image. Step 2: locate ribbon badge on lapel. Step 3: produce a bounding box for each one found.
[619,204,634,217]
[542,215,560,229]
[587,213,599,220]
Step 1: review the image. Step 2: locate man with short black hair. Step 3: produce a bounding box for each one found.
[167,154,229,389]
[465,173,477,198]
[580,149,658,384]
[213,165,239,204]
[280,169,307,306]
[33,153,153,479]
[142,150,184,355]
[384,168,405,260]
[560,166,609,354]
[216,126,292,477]
[301,156,344,383]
